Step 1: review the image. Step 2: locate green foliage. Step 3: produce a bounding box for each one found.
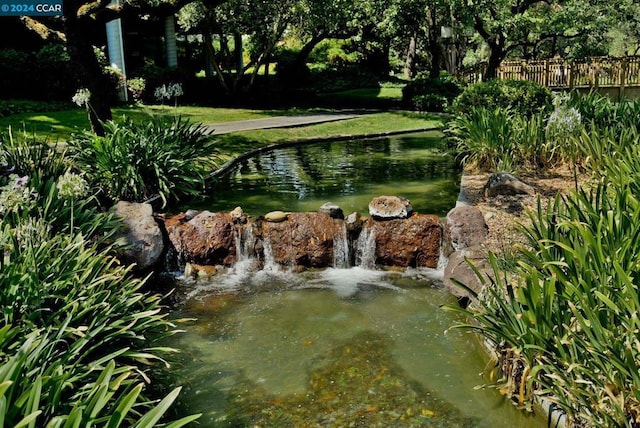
[446,125,640,426]
[451,79,552,117]
[68,117,218,207]
[445,107,515,171]
[402,75,462,112]
[0,46,75,101]
[0,167,200,425]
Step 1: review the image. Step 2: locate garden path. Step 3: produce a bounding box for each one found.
[202,112,364,134]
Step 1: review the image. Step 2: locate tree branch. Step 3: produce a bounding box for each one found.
[20,16,66,42]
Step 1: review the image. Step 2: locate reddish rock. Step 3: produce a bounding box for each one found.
[262,212,344,267]
[164,211,238,265]
[368,214,442,268]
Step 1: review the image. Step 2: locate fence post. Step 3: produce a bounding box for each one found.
[593,57,600,88]
[543,59,549,86]
[620,57,627,100]
[568,60,574,89]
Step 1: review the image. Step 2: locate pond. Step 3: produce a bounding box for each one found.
[192,131,460,216]
[165,133,545,426]
[167,267,544,427]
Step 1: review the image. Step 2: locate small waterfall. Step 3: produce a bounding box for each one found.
[333,224,350,269]
[355,225,376,269]
[261,236,279,272]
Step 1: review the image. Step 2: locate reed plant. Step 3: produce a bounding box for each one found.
[446,125,640,425]
[68,117,219,207]
[445,107,516,171]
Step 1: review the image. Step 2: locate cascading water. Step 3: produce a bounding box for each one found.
[355,225,376,269]
[332,224,350,269]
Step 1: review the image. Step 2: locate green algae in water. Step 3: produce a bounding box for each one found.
[228,331,477,427]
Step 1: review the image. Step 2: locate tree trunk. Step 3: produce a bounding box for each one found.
[427,7,442,78]
[404,33,417,79]
[234,32,243,75]
[483,46,504,80]
[65,17,112,135]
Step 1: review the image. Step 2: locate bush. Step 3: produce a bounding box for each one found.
[402,74,462,112]
[68,117,219,207]
[451,79,552,117]
[0,169,200,426]
[445,107,517,171]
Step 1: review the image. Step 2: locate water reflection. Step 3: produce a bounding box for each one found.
[193,132,460,216]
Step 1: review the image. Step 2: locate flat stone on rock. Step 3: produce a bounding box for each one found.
[265,211,289,222]
[112,201,164,269]
[368,196,413,220]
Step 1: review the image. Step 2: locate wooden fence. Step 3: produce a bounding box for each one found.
[458,56,640,97]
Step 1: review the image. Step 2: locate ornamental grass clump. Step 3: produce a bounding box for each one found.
[69,116,218,207]
[0,135,200,426]
[446,128,640,426]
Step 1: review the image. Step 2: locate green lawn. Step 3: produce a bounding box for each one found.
[213,111,443,161]
[0,105,295,142]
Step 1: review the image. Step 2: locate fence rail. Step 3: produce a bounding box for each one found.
[458,57,640,94]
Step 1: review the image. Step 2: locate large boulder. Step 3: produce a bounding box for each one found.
[368,196,413,220]
[484,172,535,198]
[368,214,442,268]
[443,205,489,256]
[164,211,237,265]
[112,201,164,269]
[262,212,344,268]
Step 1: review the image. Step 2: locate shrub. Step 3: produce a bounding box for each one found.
[0,99,74,117]
[68,117,219,207]
[451,79,552,117]
[0,170,200,426]
[402,74,462,112]
[445,107,517,171]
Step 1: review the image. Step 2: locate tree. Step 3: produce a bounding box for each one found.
[21,0,226,134]
[452,0,610,80]
[179,0,297,95]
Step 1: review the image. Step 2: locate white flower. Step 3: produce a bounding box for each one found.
[72,88,92,107]
[57,172,89,200]
[13,217,51,249]
[154,83,184,101]
[0,175,37,214]
[154,84,170,101]
[546,93,582,137]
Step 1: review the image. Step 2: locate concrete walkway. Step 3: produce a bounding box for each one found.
[202,112,363,134]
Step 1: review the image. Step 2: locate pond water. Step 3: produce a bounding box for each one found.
[192,131,460,216]
[168,266,545,427]
[165,133,544,427]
